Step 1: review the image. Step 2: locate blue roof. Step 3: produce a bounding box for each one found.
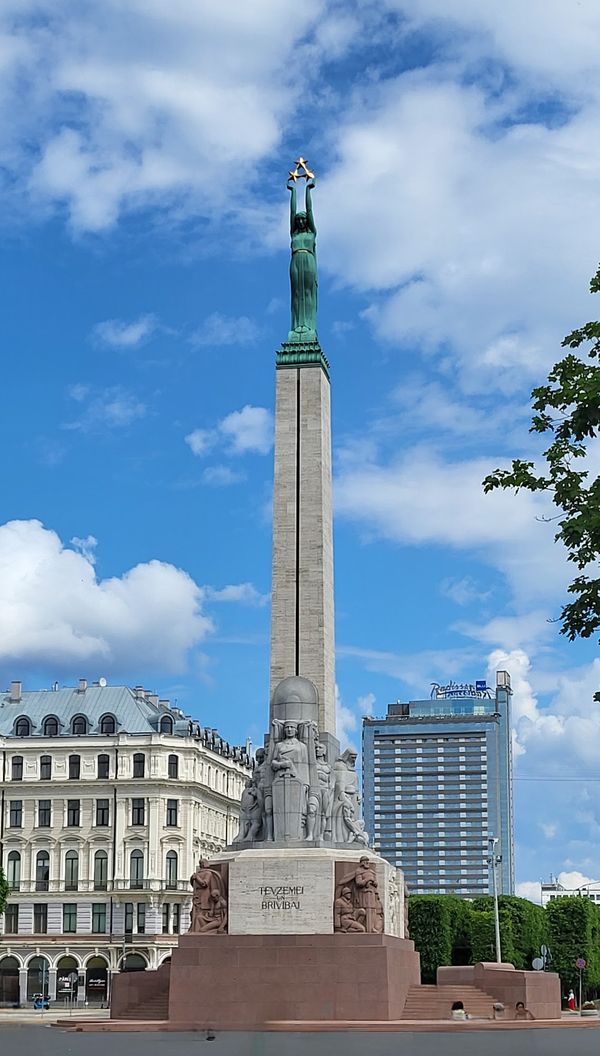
[0,683,252,765]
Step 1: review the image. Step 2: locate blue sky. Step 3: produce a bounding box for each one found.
[2,0,600,897]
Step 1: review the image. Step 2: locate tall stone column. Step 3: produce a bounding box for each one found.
[269,354,335,737]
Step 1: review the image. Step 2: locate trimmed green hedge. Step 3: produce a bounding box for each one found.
[546,896,600,994]
[408,893,548,981]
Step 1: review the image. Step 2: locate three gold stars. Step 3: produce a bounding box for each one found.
[288,157,315,182]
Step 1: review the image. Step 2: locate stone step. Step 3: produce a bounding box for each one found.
[401,984,499,1021]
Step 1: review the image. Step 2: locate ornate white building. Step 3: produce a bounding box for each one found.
[0,679,251,1007]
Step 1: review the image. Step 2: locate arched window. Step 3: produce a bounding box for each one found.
[133,753,145,779]
[97,754,109,779]
[43,716,59,737]
[166,850,178,889]
[68,754,80,780]
[168,754,178,779]
[94,850,108,891]
[40,755,52,780]
[15,717,30,737]
[65,850,79,891]
[71,715,87,736]
[7,850,21,890]
[159,715,173,735]
[35,850,50,891]
[99,714,116,735]
[130,849,144,889]
[11,756,23,781]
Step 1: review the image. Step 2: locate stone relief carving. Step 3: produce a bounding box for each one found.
[189,860,228,934]
[388,870,402,937]
[334,858,384,934]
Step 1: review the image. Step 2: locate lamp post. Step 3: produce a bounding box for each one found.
[487,836,502,963]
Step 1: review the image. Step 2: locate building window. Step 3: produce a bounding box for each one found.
[65,850,79,891]
[63,903,77,933]
[162,903,169,934]
[97,754,109,779]
[9,800,22,828]
[15,717,30,737]
[100,714,116,735]
[43,716,59,737]
[166,799,178,827]
[92,904,107,934]
[35,850,50,891]
[7,850,20,891]
[136,902,145,934]
[133,753,145,779]
[4,904,19,934]
[131,798,145,826]
[69,754,80,780]
[67,799,80,827]
[166,850,178,889]
[168,754,178,779]
[71,715,87,736]
[96,799,109,826]
[159,715,173,735]
[124,903,134,934]
[40,755,52,780]
[173,904,180,934]
[38,799,51,827]
[94,850,108,891]
[130,850,144,889]
[33,904,48,934]
[11,756,23,781]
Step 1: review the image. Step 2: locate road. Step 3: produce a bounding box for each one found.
[0,1025,599,1056]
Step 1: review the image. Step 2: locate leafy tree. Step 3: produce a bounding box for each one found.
[0,868,8,917]
[484,265,600,658]
[408,895,469,982]
[546,896,600,996]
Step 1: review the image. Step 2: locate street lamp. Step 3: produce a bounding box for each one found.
[487,836,502,963]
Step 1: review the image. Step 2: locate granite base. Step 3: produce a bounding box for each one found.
[167,933,420,1027]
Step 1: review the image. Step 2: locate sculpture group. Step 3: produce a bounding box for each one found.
[236,722,368,846]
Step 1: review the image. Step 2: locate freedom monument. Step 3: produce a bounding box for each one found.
[111,161,420,1026]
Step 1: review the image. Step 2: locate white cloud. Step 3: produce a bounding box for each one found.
[64,385,147,431]
[219,405,273,456]
[0,0,338,231]
[336,685,378,751]
[93,314,158,349]
[184,429,216,457]
[335,445,566,609]
[206,582,269,607]
[515,881,541,904]
[190,313,259,348]
[440,576,487,607]
[70,535,98,564]
[540,823,557,839]
[201,464,244,487]
[0,519,212,672]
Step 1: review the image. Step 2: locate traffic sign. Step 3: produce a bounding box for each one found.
[576,958,586,970]
[532,957,544,971]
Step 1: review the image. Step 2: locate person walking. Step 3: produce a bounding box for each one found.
[568,988,576,1011]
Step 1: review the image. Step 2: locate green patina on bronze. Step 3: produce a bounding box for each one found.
[277,159,327,373]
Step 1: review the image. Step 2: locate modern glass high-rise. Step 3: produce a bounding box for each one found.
[362,671,514,897]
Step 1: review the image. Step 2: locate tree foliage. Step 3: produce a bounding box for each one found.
[0,868,8,917]
[484,265,600,654]
[546,896,600,995]
[408,895,469,982]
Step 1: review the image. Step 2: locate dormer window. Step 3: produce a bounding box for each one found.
[15,717,31,737]
[43,716,59,737]
[99,714,116,735]
[71,715,87,736]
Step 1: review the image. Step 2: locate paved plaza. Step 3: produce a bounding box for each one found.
[1,1025,600,1056]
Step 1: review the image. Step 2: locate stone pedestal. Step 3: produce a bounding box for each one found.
[217,846,407,937]
[168,933,420,1027]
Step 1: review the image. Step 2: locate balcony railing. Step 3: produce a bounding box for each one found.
[6,878,190,894]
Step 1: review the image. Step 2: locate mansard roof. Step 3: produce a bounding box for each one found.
[0,680,251,765]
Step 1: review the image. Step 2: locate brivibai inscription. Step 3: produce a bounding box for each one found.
[260,884,304,910]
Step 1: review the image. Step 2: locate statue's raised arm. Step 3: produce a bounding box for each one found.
[286,158,318,344]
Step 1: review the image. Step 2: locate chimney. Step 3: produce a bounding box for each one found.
[148,694,159,708]
[78,678,87,693]
[9,681,21,703]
